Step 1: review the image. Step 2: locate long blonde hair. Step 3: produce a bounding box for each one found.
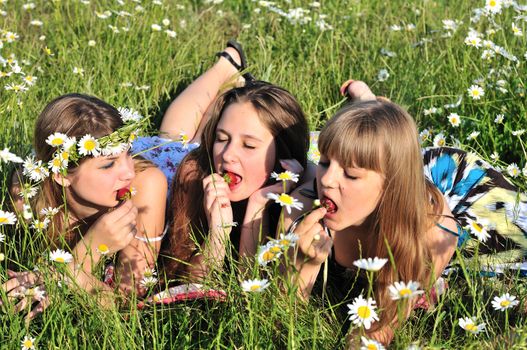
[318,98,443,330]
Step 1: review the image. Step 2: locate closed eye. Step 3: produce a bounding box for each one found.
[101,161,115,169]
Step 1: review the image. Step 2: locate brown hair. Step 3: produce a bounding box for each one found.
[318,99,443,331]
[162,81,309,279]
[33,94,125,247]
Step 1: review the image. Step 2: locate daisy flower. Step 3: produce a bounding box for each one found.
[491,293,519,311]
[0,233,5,242]
[512,129,525,136]
[96,244,110,255]
[0,210,17,225]
[467,85,484,100]
[512,23,523,36]
[377,69,390,82]
[277,232,299,249]
[23,204,33,221]
[30,20,43,26]
[466,219,490,242]
[241,278,270,293]
[0,253,4,262]
[523,165,527,177]
[162,18,171,26]
[466,131,480,140]
[31,218,50,230]
[165,30,177,38]
[88,40,96,47]
[40,206,60,217]
[257,242,282,266]
[48,156,68,174]
[490,152,499,161]
[459,317,485,335]
[353,257,388,272]
[117,107,142,122]
[151,24,162,31]
[423,107,439,115]
[419,129,430,144]
[45,132,68,147]
[494,114,504,123]
[447,113,461,127]
[49,249,73,263]
[271,170,299,183]
[485,0,502,14]
[23,75,37,85]
[464,34,481,48]
[77,134,100,156]
[388,281,424,300]
[347,294,379,329]
[21,335,36,350]
[266,193,303,214]
[101,143,127,157]
[4,83,28,93]
[360,336,385,350]
[73,67,84,76]
[24,286,46,302]
[4,31,19,43]
[433,133,447,147]
[507,163,520,177]
[140,276,158,288]
[0,148,24,163]
[143,267,157,278]
[179,131,190,147]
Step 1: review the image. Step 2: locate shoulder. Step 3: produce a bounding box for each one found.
[132,166,168,201]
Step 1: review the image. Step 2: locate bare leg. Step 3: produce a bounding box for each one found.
[160,47,243,143]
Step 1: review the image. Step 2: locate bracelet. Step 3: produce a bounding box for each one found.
[135,226,167,243]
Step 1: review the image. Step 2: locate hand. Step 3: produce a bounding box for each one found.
[340,80,376,102]
[294,207,332,266]
[1,270,49,319]
[85,200,138,254]
[202,174,233,235]
[248,159,304,209]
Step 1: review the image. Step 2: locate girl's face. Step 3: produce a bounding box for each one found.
[316,155,384,231]
[64,148,135,208]
[213,101,276,202]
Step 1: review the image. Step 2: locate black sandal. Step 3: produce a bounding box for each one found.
[216,39,255,82]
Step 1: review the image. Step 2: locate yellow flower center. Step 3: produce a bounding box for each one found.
[357,306,371,319]
[278,173,291,180]
[465,323,477,332]
[500,300,511,307]
[55,257,65,263]
[23,340,33,348]
[61,151,69,160]
[280,239,290,246]
[98,244,109,253]
[438,139,445,146]
[52,158,61,167]
[0,217,7,223]
[51,138,64,146]
[250,285,261,292]
[84,140,96,151]
[399,288,412,297]
[472,89,480,96]
[471,222,483,233]
[13,85,21,91]
[262,251,275,261]
[367,345,378,350]
[489,0,496,7]
[278,194,294,205]
[270,246,281,253]
[180,134,189,143]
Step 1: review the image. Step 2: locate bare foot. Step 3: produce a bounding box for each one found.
[340,80,376,102]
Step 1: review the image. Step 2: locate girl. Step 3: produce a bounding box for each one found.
[160,81,310,282]
[284,81,527,345]
[2,41,255,313]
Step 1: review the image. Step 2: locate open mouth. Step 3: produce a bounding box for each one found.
[320,197,338,213]
[222,171,242,189]
[116,187,132,201]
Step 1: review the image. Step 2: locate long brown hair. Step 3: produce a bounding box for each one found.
[33,94,124,247]
[318,99,443,331]
[162,81,309,279]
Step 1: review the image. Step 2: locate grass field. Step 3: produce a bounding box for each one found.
[1,0,527,349]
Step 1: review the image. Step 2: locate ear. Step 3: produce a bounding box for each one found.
[53,172,71,187]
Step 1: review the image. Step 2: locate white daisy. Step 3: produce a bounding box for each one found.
[0,232,5,242]
[165,29,177,38]
[423,107,439,115]
[151,24,162,31]
[442,19,461,32]
[277,232,299,249]
[466,219,490,242]
[347,294,379,329]
[507,163,520,177]
[77,134,100,156]
[523,165,527,177]
[494,114,504,123]
[388,280,424,300]
[353,257,388,272]
[271,170,300,183]
[140,276,158,288]
[459,317,485,335]
[4,31,19,43]
[485,0,502,14]
[467,85,484,100]
[467,131,480,140]
[143,267,157,278]
[512,23,523,36]
[490,152,499,161]
[88,40,96,47]
[464,33,481,48]
[22,204,33,221]
[117,107,142,122]
[377,69,390,82]
[40,206,60,217]
[448,113,461,127]
[45,132,68,147]
[4,83,28,93]
[21,335,36,350]
[491,293,519,311]
[512,129,525,136]
[0,210,17,225]
[433,133,447,147]
[31,218,50,230]
[257,242,283,266]
[96,244,110,255]
[266,193,303,214]
[49,249,73,263]
[162,18,171,26]
[360,336,385,350]
[48,156,68,174]
[179,131,190,147]
[101,142,127,156]
[418,129,430,144]
[0,147,23,163]
[25,286,46,302]
[241,278,270,293]
[0,253,4,262]
[72,67,84,76]
[23,75,37,85]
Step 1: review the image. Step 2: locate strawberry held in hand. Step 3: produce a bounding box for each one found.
[117,187,133,201]
[320,197,337,213]
[223,172,235,185]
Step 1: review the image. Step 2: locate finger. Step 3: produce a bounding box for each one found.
[27,299,47,320]
[279,159,304,176]
[115,205,139,228]
[13,297,29,313]
[202,173,225,189]
[2,278,21,293]
[294,208,327,235]
[107,200,133,218]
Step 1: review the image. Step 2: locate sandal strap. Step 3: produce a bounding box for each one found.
[216,51,242,71]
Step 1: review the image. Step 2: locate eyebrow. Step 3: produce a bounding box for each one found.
[216,128,264,142]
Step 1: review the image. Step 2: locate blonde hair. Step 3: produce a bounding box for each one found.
[319,99,443,331]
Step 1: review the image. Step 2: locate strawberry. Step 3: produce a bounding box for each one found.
[320,198,337,213]
[223,172,236,185]
[117,187,132,201]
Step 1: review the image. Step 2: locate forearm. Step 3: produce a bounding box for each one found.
[294,259,323,299]
[116,240,159,295]
[187,227,231,280]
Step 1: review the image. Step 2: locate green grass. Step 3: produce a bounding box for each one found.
[1,0,527,348]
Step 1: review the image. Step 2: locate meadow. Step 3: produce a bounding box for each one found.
[1,0,527,348]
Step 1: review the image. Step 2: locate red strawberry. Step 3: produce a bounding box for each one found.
[117,187,132,201]
[223,172,236,185]
[320,198,337,213]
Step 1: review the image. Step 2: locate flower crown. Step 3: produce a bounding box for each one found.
[22,107,147,183]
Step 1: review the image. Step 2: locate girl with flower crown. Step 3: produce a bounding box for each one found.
[283,81,527,345]
[2,41,263,314]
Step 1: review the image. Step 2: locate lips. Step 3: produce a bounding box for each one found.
[222,170,242,189]
[320,197,338,213]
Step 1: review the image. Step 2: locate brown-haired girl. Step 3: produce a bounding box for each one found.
[285,81,527,345]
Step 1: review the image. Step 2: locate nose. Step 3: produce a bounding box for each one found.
[221,141,239,164]
[319,162,339,189]
[121,156,135,181]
